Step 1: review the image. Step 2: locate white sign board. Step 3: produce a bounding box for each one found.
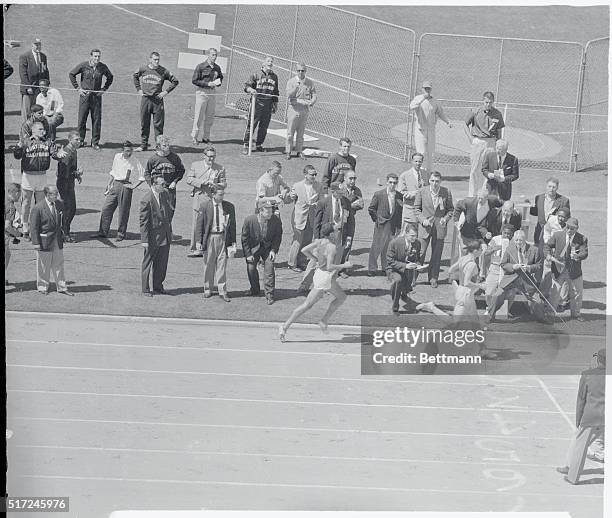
[188,32,222,52]
[177,52,227,73]
[197,12,216,31]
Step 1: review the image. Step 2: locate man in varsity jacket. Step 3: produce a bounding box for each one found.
[133,51,179,151]
[242,56,279,154]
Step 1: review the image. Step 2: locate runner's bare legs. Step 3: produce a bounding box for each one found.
[319,278,347,332]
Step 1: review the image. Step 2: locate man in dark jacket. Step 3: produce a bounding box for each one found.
[56,131,83,242]
[241,200,282,304]
[191,48,223,144]
[19,38,49,120]
[386,225,421,314]
[557,348,605,484]
[69,48,114,149]
[242,56,279,154]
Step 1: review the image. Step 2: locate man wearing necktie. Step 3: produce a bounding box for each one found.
[481,139,519,201]
[544,217,588,321]
[386,226,421,314]
[339,171,363,277]
[195,185,237,302]
[139,176,173,296]
[398,152,426,231]
[19,38,49,121]
[30,185,73,296]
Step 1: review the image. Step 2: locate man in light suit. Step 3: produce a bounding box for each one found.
[386,225,421,314]
[19,38,49,120]
[486,229,543,323]
[544,217,588,321]
[30,185,73,296]
[529,177,570,245]
[195,185,236,302]
[414,171,453,287]
[368,173,403,275]
[300,181,353,291]
[398,152,427,231]
[287,165,324,272]
[241,200,283,305]
[481,139,519,201]
[139,175,173,296]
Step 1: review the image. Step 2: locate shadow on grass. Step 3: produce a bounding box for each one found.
[572,477,604,485]
[582,300,606,310]
[280,332,362,344]
[75,208,100,216]
[584,280,606,289]
[8,281,112,293]
[4,110,20,116]
[68,284,113,293]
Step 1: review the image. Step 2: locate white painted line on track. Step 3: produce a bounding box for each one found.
[15,474,602,498]
[10,417,571,441]
[109,5,190,36]
[6,363,577,390]
[9,389,565,414]
[536,377,576,431]
[11,445,561,469]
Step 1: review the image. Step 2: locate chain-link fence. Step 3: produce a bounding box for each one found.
[226,5,416,160]
[575,37,608,171]
[227,6,607,171]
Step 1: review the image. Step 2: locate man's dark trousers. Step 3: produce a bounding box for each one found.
[389,270,415,312]
[99,181,132,237]
[140,97,164,148]
[57,178,76,235]
[78,93,102,145]
[142,242,170,292]
[246,249,275,297]
[243,103,273,146]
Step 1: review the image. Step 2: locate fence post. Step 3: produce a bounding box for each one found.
[285,5,300,125]
[225,4,239,107]
[343,15,358,138]
[570,45,588,173]
[502,103,508,139]
[495,39,504,101]
[248,93,256,156]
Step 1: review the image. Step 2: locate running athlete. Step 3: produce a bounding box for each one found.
[279,223,351,342]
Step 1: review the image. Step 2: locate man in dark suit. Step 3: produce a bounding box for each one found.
[453,190,499,245]
[486,229,542,323]
[492,200,523,236]
[19,38,49,120]
[30,185,73,296]
[195,185,236,302]
[481,139,519,201]
[339,170,364,277]
[414,171,453,287]
[140,175,173,296]
[529,177,571,245]
[557,348,605,484]
[386,225,421,314]
[544,217,588,321]
[241,200,283,305]
[368,173,403,275]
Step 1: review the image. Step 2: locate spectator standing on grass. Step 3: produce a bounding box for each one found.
[529,176,570,246]
[133,52,179,152]
[19,38,49,120]
[5,183,23,285]
[557,348,605,484]
[287,165,324,272]
[191,48,223,145]
[69,49,114,150]
[19,104,50,140]
[30,185,74,296]
[398,152,426,231]
[465,91,504,197]
[35,79,64,142]
[14,121,66,238]
[368,173,403,276]
[93,140,145,241]
[255,161,290,213]
[186,146,227,257]
[194,185,237,302]
[285,62,316,160]
[409,81,452,174]
[481,138,518,201]
[241,200,283,305]
[322,137,356,188]
[242,56,279,154]
[143,135,185,224]
[140,175,173,297]
[55,131,83,243]
[338,170,363,277]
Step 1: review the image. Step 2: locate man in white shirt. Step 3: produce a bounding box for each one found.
[285,63,317,159]
[255,161,290,211]
[35,79,64,142]
[93,140,145,241]
[409,81,452,174]
[398,152,426,230]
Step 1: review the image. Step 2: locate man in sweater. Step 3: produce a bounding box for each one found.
[242,56,279,154]
[322,137,356,187]
[35,79,64,142]
[133,52,179,151]
[69,49,114,150]
[143,135,185,224]
[191,48,223,145]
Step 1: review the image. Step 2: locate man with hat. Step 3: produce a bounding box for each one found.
[186,145,227,257]
[557,348,605,484]
[544,217,588,321]
[94,140,145,241]
[241,199,283,305]
[409,81,452,174]
[35,79,64,142]
[18,38,49,120]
